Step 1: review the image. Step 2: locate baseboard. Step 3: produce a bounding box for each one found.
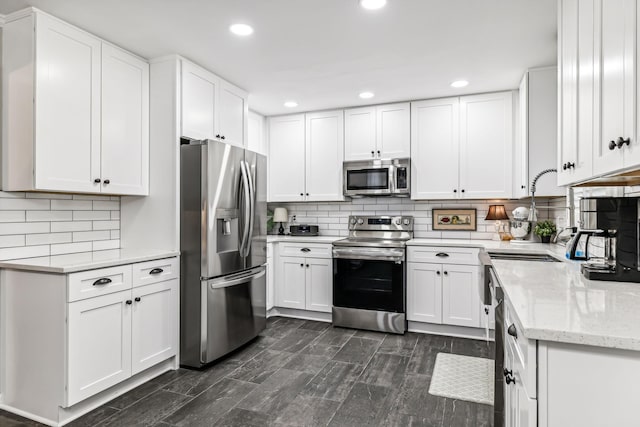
[268,307,331,323]
[408,321,495,341]
[0,357,177,427]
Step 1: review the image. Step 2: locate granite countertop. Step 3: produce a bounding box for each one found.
[492,257,640,351]
[0,249,179,274]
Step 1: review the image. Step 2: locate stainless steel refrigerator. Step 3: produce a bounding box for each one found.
[180,138,267,368]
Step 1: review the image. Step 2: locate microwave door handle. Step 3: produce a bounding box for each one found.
[389,165,396,193]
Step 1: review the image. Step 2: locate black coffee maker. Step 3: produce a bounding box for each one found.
[580,197,640,282]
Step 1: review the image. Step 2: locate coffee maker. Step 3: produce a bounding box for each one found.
[579,197,640,282]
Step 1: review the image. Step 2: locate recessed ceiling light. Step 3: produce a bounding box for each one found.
[229,24,254,36]
[360,0,387,10]
[284,101,298,108]
[451,80,469,88]
[359,91,375,99]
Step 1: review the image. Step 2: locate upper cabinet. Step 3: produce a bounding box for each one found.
[515,67,565,198]
[268,111,344,202]
[559,0,640,185]
[411,92,514,200]
[181,61,248,148]
[344,103,410,160]
[248,111,267,155]
[2,9,149,195]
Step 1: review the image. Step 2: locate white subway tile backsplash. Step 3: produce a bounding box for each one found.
[51,200,92,211]
[73,230,111,242]
[0,191,120,261]
[50,242,93,255]
[73,211,111,221]
[26,211,73,222]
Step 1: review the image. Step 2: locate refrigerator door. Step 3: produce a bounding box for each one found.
[245,150,268,269]
[202,140,247,279]
[202,265,267,363]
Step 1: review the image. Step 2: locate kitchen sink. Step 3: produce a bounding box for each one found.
[488,252,561,262]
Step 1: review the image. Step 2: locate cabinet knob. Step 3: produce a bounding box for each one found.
[453,189,457,193]
[306,264,309,268]
[306,193,309,196]
[94,178,101,183]
[216,134,221,138]
[562,163,568,170]
[377,150,380,157]
[134,297,141,302]
[300,193,304,196]
[125,300,132,305]
[507,323,518,339]
[521,185,525,189]
[300,263,304,267]
[221,135,226,140]
[617,136,630,148]
[609,140,617,150]
[461,189,465,193]
[567,162,575,169]
[371,150,375,157]
[444,271,448,276]
[484,307,490,315]
[505,375,516,385]
[503,368,513,377]
[436,271,441,275]
[103,179,110,185]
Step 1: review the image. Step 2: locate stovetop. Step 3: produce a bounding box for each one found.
[334,215,414,248]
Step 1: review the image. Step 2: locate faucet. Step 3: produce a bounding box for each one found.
[527,169,557,241]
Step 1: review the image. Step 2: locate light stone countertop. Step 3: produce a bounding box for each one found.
[266,235,342,244]
[0,249,179,273]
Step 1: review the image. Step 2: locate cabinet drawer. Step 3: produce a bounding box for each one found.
[407,246,480,265]
[278,243,332,258]
[133,257,179,288]
[504,298,537,398]
[68,265,133,302]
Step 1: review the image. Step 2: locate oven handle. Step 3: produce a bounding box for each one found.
[332,248,405,263]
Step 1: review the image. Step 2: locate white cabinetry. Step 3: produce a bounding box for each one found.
[1,257,179,424]
[411,92,514,200]
[266,243,275,311]
[268,111,344,202]
[2,9,149,195]
[275,243,332,313]
[181,61,248,148]
[248,110,267,155]
[515,68,564,198]
[407,246,482,329]
[344,103,410,160]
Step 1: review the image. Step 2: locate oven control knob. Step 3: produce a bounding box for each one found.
[403,218,411,225]
[350,218,357,225]
[395,218,401,225]
[356,218,364,225]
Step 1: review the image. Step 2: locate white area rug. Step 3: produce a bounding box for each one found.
[428,352,494,405]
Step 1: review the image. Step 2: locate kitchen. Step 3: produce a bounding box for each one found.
[0,0,639,426]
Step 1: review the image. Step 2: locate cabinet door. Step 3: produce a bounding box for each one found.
[101,44,149,195]
[459,92,514,199]
[377,103,410,158]
[276,256,306,309]
[411,98,460,200]
[407,262,442,324]
[248,111,267,155]
[268,115,306,202]
[593,0,635,175]
[131,280,177,375]
[305,110,344,201]
[266,256,274,311]
[219,80,248,148]
[34,14,101,193]
[67,290,132,406]
[305,257,332,313]
[181,61,217,140]
[344,107,376,160]
[441,264,481,328]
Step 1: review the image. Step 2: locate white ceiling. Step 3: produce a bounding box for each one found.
[0,0,557,116]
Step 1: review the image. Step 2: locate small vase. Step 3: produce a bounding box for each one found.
[540,235,551,243]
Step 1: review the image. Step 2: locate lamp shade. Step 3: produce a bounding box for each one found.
[485,205,509,221]
[273,207,288,222]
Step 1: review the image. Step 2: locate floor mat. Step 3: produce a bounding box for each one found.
[428,352,494,405]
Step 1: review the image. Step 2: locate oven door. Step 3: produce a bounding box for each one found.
[333,257,405,313]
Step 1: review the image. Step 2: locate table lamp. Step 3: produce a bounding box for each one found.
[273,207,288,235]
[486,205,509,240]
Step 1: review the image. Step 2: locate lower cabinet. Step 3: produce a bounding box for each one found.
[67,274,178,406]
[266,243,274,311]
[275,245,332,313]
[407,246,482,329]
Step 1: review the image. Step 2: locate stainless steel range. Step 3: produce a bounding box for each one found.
[332,215,414,334]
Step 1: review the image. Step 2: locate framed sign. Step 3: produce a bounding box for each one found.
[432,208,477,231]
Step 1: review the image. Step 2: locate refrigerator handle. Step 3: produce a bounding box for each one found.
[207,266,266,290]
[239,161,252,258]
[245,160,256,255]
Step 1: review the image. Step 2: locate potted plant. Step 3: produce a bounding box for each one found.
[534,220,557,243]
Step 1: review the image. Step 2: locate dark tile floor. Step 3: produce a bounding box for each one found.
[1,317,494,427]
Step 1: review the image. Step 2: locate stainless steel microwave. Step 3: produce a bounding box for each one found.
[343,158,410,197]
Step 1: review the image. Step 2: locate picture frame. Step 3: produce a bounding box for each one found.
[432,208,477,231]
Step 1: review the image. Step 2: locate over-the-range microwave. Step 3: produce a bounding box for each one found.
[343,158,410,197]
